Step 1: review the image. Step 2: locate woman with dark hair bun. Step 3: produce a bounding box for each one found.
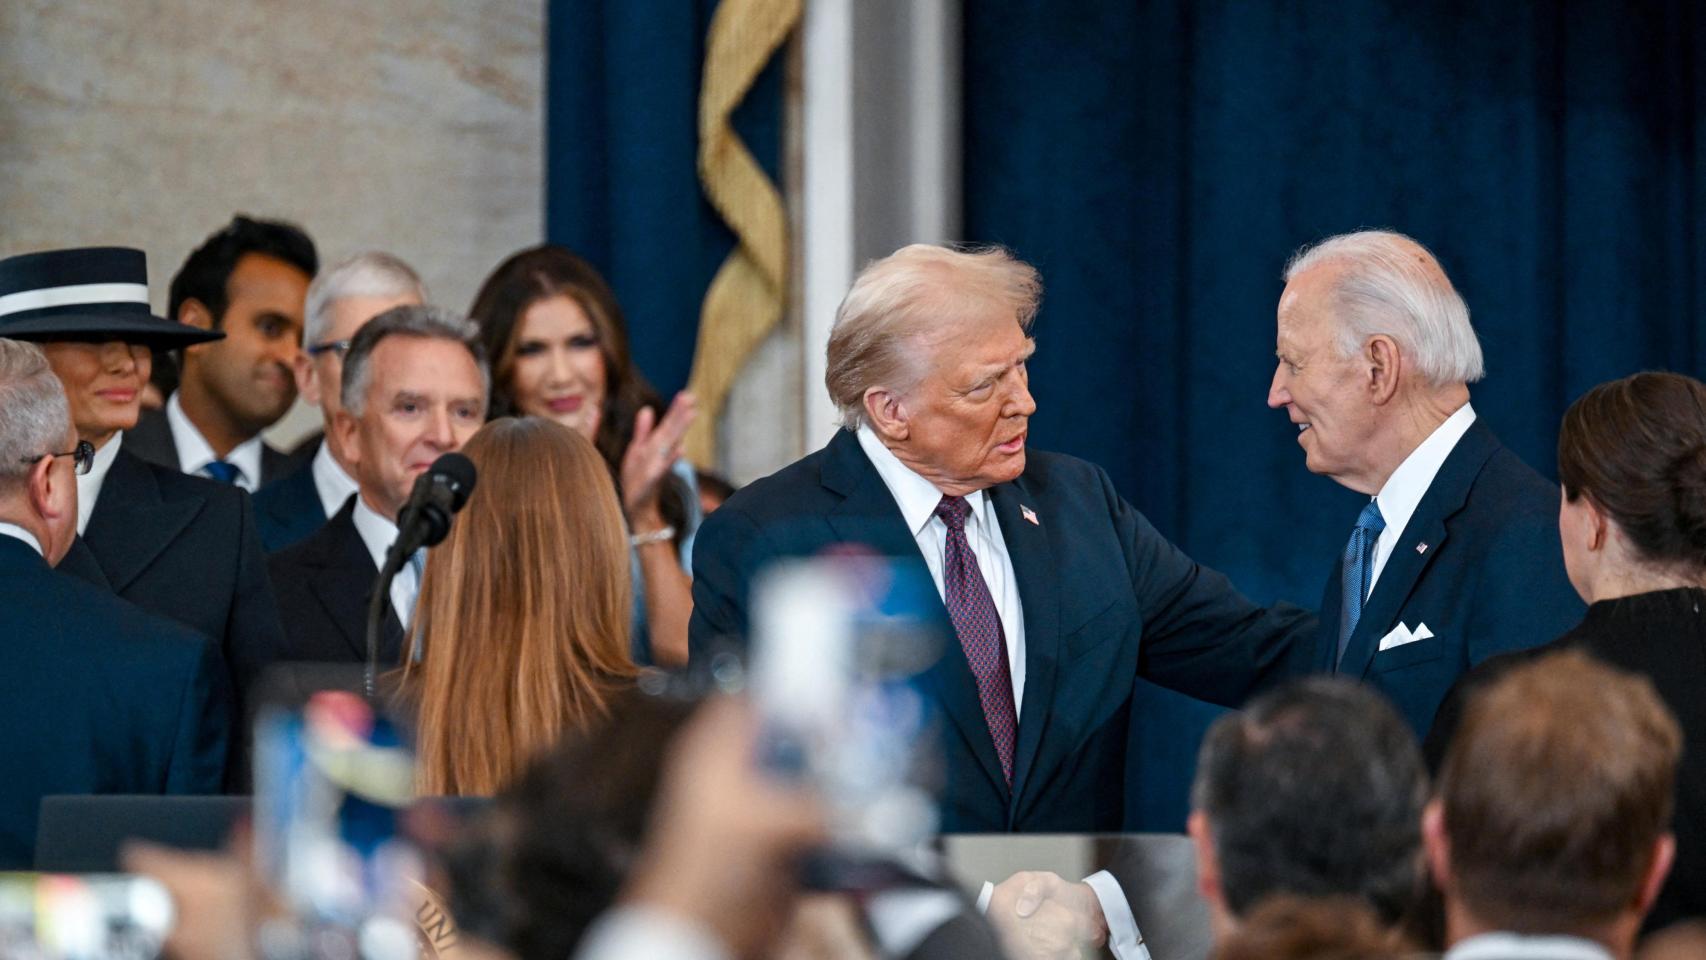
[468,246,699,667]
[1428,371,1706,935]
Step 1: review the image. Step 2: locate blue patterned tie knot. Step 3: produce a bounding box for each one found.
[203,460,240,485]
[934,495,973,531]
[1336,499,1387,669]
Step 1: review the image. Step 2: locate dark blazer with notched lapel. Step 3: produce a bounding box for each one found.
[1315,418,1583,737]
[689,429,1317,833]
[57,447,287,697]
[267,498,405,668]
[0,536,228,867]
[127,407,290,487]
[252,461,330,553]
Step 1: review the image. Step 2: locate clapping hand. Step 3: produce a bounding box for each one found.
[621,391,699,522]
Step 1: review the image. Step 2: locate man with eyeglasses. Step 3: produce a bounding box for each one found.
[125,215,318,491]
[251,252,426,552]
[0,246,284,782]
[0,336,228,866]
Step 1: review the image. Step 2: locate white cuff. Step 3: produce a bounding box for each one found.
[976,879,995,913]
[1083,870,1151,960]
[574,904,732,960]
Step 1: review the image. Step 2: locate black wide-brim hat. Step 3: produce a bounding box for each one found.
[0,246,224,349]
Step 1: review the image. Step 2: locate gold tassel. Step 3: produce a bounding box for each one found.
[686,0,801,468]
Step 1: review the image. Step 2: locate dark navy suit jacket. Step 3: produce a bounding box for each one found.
[1316,419,1584,737]
[0,536,228,867]
[252,459,328,553]
[58,447,286,698]
[267,499,405,668]
[690,430,1317,833]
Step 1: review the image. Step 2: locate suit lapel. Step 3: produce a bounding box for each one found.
[987,477,1059,816]
[304,507,404,662]
[1338,420,1500,678]
[819,432,1009,798]
[83,450,204,593]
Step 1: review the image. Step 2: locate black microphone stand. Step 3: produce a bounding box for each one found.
[363,541,412,700]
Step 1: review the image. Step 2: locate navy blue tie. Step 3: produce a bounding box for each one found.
[1336,500,1387,669]
[203,460,241,485]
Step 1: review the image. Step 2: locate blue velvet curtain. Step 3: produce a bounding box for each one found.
[963,0,1704,828]
[545,0,784,399]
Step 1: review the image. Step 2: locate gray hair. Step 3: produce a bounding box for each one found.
[825,243,1041,429]
[1285,230,1485,386]
[304,251,428,348]
[340,305,489,417]
[0,338,72,492]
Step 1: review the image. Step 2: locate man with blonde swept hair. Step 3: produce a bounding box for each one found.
[1269,229,1581,736]
[1428,650,1680,959]
[691,243,1316,838]
[0,338,227,866]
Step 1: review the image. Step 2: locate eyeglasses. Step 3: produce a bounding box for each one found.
[306,339,352,358]
[20,439,96,476]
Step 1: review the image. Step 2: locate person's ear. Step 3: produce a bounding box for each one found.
[863,388,909,442]
[332,409,360,470]
[1367,335,1402,406]
[27,452,62,520]
[176,299,218,361]
[1422,800,1453,894]
[1584,495,1611,553]
[1637,833,1677,915]
[293,351,319,406]
[1187,811,1222,905]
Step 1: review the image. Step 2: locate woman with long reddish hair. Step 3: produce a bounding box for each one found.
[401,416,638,796]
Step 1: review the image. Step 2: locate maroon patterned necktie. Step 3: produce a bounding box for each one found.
[934,495,1018,788]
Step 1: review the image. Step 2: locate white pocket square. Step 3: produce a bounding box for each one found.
[1379,622,1434,651]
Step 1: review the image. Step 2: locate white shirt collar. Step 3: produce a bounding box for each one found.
[311,439,359,519]
[0,522,44,557]
[166,391,266,491]
[351,493,425,631]
[855,425,993,536]
[1446,932,1614,960]
[350,494,400,573]
[1375,402,1477,543]
[77,431,124,536]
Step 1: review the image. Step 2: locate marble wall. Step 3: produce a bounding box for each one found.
[0,0,544,444]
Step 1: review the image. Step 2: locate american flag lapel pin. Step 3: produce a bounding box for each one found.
[1416,542,1429,555]
[1021,505,1039,526]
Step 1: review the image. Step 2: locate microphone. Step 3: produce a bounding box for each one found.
[364,453,478,697]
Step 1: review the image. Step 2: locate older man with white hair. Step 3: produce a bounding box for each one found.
[691,243,1316,837]
[0,338,227,866]
[252,251,427,551]
[1268,229,1582,736]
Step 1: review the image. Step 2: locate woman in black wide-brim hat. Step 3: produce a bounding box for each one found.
[0,245,285,770]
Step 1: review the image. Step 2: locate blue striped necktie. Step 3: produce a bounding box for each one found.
[1336,499,1386,669]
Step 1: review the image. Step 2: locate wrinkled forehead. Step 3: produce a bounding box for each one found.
[1276,263,1344,346]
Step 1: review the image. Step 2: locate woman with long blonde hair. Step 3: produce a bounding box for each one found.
[402,416,638,795]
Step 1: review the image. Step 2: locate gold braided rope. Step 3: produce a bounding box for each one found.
[685,0,801,467]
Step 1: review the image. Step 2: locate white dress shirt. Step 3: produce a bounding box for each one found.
[76,431,124,535]
[1444,932,1613,960]
[310,439,359,519]
[350,495,423,631]
[0,522,43,557]
[1365,402,1477,597]
[574,905,730,960]
[166,391,266,491]
[856,426,1028,714]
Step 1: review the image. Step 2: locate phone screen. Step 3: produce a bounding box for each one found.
[0,873,172,960]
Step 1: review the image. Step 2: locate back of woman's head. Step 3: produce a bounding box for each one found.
[1558,371,1706,575]
[407,416,637,795]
